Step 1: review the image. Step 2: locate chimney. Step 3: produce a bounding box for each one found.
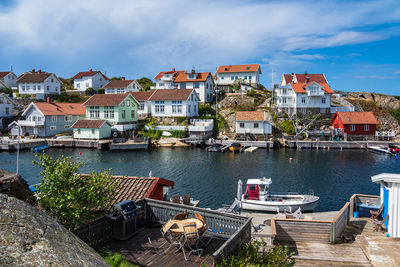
[32,69,35,73]
[121,77,125,80]
[306,77,310,83]
[46,97,50,103]
[305,71,308,75]
[172,68,175,71]
[89,68,92,72]
[38,69,42,74]
[191,69,195,74]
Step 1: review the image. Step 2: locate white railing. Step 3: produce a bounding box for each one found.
[112,123,137,131]
[330,106,355,113]
[376,131,396,137]
[17,120,44,126]
[145,125,187,131]
[307,90,325,96]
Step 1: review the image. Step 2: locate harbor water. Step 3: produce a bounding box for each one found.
[1,148,399,211]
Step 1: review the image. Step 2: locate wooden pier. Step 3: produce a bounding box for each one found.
[205,139,275,148]
[287,140,393,149]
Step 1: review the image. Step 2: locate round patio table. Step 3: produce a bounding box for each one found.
[169,218,204,234]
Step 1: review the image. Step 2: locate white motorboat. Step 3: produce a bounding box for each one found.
[368,146,392,154]
[239,177,319,212]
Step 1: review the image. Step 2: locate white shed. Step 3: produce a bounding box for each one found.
[371,173,400,238]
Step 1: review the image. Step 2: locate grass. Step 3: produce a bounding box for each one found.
[99,250,138,267]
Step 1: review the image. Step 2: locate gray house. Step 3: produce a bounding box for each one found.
[9,99,85,137]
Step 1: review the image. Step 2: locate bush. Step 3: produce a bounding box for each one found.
[217,240,295,267]
[280,120,296,135]
[176,116,187,124]
[97,88,105,94]
[236,104,255,111]
[392,108,400,125]
[198,103,215,116]
[33,154,117,230]
[85,87,96,96]
[0,87,12,95]
[142,129,162,140]
[99,250,137,267]
[22,94,31,99]
[56,92,84,103]
[169,130,187,138]
[137,77,154,91]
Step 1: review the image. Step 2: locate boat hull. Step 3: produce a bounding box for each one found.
[241,195,319,212]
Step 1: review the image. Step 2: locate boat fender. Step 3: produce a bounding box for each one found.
[244,193,248,200]
[79,152,82,156]
[289,157,293,163]
[396,154,399,161]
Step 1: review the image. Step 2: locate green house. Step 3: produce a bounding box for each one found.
[71,119,112,139]
[82,93,139,131]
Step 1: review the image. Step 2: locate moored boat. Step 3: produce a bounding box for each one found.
[239,177,319,212]
[229,143,242,153]
[31,144,50,153]
[368,146,392,154]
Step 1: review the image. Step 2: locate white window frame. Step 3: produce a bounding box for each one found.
[254,123,259,128]
[50,126,56,130]
[240,122,244,128]
[65,115,72,122]
[52,116,57,122]
[364,125,370,131]
[64,125,70,129]
[350,125,356,131]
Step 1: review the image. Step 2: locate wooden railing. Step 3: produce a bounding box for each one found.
[349,194,380,217]
[332,202,350,243]
[75,215,113,247]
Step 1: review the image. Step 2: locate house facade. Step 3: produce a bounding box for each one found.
[215,64,262,91]
[104,78,142,94]
[275,73,333,115]
[235,111,272,137]
[330,111,379,135]
[73,69,109,92]
[0,71,17,88]
[130,91,155,119]
[149,89,199,118]
[9,99,85,137]
[82,93,139,132]
[153,69,213,102]
[72,119,112,139]
[0,93,15,129]
[17,69,62,100]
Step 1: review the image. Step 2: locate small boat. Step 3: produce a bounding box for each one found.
[239,177,319,212]
[31,144,50,153]
[220,145,229,152]
[368,146,392,154]
[206,143,224,152]
[229,143,242,153]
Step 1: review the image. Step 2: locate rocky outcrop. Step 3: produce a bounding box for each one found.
[0,194,108,266]
[0,169,36,205]
[344,92,400,111]
[219,95,254,109]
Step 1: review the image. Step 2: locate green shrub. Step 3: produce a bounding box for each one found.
[169,130,187,138]
[99,250,138,267]
[198,103,215,116]
[136,77,154,91]
[0,87,12,95]
[176,116,187,124]
[272,113,277,122]
[16,93,20,97]
[22,94,31,99]
[142,129,162,139]
[97,88,105,94]
[56,92,84,103]
[280,120,296,135]
[391,108,400,125]
[217,240,295,267]
[85,87,96,96]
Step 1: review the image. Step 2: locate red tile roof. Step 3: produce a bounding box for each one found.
[0,72,11,79]
[130,91,156,101]
[332,112,379,125]
[216,64,261,73]
[174,72,212,83]
[17,72,52,83]
[83,93,134,106]
[236,111,266,121]
[148,89,194,101]
[283,73,333,94]
[33,102,86,116]
[72,70,109,80]
[71,119,109,129]
[154,69,185,80]
[103,79,135,88]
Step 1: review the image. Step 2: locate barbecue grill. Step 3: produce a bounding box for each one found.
[108,200,141,240]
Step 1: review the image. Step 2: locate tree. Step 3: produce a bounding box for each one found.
[280,120,296,135]
[137,77,154,91]
[232,79,243,92]
[85,87,96,96]
[0,87,12,96]
[97,88,105,94]
[33,154,117,230]
[56,92,84,103]
[110,77,122,80]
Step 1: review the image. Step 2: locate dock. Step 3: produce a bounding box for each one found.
[110,139,150,151]
[205,139,275,148]
[287,140,393,149]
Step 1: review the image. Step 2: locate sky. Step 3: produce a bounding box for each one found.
[0,0,399,95]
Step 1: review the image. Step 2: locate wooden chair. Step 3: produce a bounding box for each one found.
[182,194,191,205]
[195,213,214,246]
[148,219,180,255]
[179,223,203,261]
[370,204,384,220]
[174,212,188,220]
[373,214,388,232]
[171,195,181,204]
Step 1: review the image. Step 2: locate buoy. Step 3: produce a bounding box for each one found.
[79,152,82,155]
[289,157,293,163]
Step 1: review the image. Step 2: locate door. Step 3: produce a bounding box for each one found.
[383,186,389,228]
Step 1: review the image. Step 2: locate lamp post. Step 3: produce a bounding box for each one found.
[16,123,21,174]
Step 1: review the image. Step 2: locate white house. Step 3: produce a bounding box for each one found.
[130,91,155,119]
[17,69,62,100]
[0,71,17,88]
[275,72,333,115]
[0,93,15,128]
[153,69,214,103]
[104,78,142,94]
[235,111,272,136]
[149,89,199,118]
[73,69,109,92]
[215,64,262,91]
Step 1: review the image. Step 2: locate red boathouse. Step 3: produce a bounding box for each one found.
[330,112,379,135]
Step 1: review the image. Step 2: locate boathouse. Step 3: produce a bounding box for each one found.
[330,111,379,135]
[235,111,272,140]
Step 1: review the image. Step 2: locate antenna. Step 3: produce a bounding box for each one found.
[271,65,274,90]
[11,65,13,72]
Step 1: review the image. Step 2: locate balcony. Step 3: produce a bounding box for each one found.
[16,120,44,127]
[307,90,324,97]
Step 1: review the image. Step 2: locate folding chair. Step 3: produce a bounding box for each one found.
[148,219,180,255]
[373,214,388,232]
[174,212,188,220]
[179,223,203,261]
[370,204,384,220]
[171,195,181,204]
[182,194,191,205]
[194,213,213,246]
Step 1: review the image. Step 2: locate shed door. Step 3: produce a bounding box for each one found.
[383,186,389,228]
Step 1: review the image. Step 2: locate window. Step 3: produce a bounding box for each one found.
[194,82,199,89]
[130,110,135,118]
[254,123,259,128]
[126,101,130,107]
[235,76,238,80]
[231,76,234,80]
[191,94,194,101]
[240,123,244,128]
[172,101,182,113]
[188,74,195,79]
[52,116,57,122]
[77,83,80,88]
[282,97,287,104]
[50,126,56,130]
[55,87,58,91]
[188,105,191,112]
[139,102,145,110]
[86,83,89,88]
[38,85,41,90]
[155,101,165,113]
[180,83,186,89]
[194,105,197,113]
[22,86,25,91]
[221,76,224,80]
[92,129,95,134]
[322,97,326,104]
[38,117,41,122]
[26,85,30,90]
[364,125,370,131]
[248,76,252,80]
[100,78,102,81]
[90,109,100,119]
[244,76,247,80]
[33,85,36,90]
[47,86,49,91]
[350,125,355,131]
[301,108,306,114]
[302,97,306,104]
[122,110,126,119]
[65,115,72,122]
[32,116,36,122]
[51,78,54,83]
[5,107,9,115]
[159,83,164,87]
[64,125,70,129]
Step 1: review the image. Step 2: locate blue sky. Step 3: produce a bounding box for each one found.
[0,0,399,95]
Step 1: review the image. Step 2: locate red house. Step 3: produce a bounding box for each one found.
[330,112,379,135]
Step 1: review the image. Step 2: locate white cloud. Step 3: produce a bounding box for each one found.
[0,0,399,78]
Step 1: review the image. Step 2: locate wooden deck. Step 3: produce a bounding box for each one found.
[102,226,226,267]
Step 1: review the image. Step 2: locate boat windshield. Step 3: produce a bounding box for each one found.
[244,184,259,200]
